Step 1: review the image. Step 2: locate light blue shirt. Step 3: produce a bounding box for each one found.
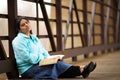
[12,32,50,74]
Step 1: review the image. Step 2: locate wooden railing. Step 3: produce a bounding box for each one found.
[0,38,120,79]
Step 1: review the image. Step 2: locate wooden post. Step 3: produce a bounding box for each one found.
[39,0,56,51]
[56,0,63,51]
[7,0,19,78]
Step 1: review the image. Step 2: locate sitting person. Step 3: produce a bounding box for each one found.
[12,17,96,80]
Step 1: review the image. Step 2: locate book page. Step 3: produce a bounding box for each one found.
[39,54,64,66]
[49,54,64,59]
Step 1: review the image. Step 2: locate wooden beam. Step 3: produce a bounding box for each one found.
[71,9,77,61]
[115,0,120,43]
[82,0,89,58]
[0,36,9,40]
[73,0,85,46]
[51,43,120,58]
[0,40,7,60]
[7,0,19,78]
[100,0,106,54]
[0,14,8,18]
[100,0,105,45]
[56,0,63,51]
[39,0,56,51]
[88,1,96,46]
[8,0,17,58]
[63,0,73,49]
[104,0,111,44]
[36,0,40,36]
[82,0,88,47]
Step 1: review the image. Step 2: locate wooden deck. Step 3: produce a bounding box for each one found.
[59,50,120,80]
[0,50,120,80]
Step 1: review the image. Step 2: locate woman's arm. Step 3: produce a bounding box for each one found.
[12,39,42,64]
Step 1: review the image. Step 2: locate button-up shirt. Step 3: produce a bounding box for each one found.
[12,32,50,74]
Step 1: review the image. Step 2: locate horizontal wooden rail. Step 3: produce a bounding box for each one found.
[51,43,120,58]
[0,43,120,79]
[0,14,8,18]
[0,43,120,74]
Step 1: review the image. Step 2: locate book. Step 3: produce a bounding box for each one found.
[39,54,64,66]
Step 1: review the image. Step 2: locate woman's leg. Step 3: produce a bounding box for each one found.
[58,61,96,78]
[58,66,81,78]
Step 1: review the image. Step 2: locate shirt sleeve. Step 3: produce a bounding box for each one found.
[12,39,41,64]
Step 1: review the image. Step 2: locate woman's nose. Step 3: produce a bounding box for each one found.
[24,23,29,27]
[25,23,28,26]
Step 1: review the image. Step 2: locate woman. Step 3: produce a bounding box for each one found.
[12,17,96,80]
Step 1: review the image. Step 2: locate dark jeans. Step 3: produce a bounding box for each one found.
[21,63,80,79]
[21,61,72,79]
[58,66,81,78]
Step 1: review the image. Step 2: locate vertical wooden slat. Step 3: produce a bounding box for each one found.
[39,0,56,51]
[75,0,85,46]
[63,0,73,50]
[82,0,88,47]
[0,40,7,60]
[112,0,116,44]
[100,0,105,54]
[101,0,105,45]
[72,0,86,60]
[104,0,111,44]
[89,1,96,56]
[115,0,120,43]
[71,10,74,49]
[73,0,85,47]
[118,0,120,43]
[8,0,17,58]
[71,9,77,61]
[36,0,39,36]
[88,1,96,46]
[83,0,89,58]
[7,0,19,78]
[56,0,63,51]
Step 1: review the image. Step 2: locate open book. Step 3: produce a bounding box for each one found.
[39,55,64,66]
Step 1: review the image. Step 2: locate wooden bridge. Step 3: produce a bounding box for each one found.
[0,0,120,80]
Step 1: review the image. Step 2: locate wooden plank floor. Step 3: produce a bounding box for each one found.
[59,50,120,80]
[0,50,120,80]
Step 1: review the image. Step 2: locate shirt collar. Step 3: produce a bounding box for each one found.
[18,32,31,38]
[18,32,37,42]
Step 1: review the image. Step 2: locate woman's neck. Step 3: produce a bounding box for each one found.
[26,33,30,37]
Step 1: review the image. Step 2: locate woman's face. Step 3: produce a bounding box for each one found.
[19,19,32,36]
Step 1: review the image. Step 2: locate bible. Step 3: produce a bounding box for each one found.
[39,54,64,66]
